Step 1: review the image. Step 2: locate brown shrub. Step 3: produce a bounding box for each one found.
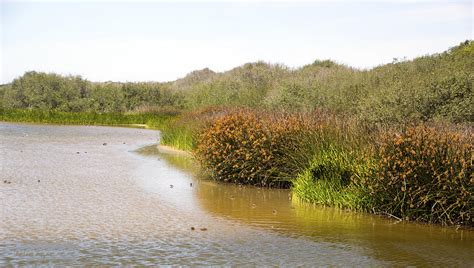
[372,124,473,225]
[195,109,326,187]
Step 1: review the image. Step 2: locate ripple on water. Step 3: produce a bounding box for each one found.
[0,122,472,266]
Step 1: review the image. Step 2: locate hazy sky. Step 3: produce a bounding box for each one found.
[1,1,472,83]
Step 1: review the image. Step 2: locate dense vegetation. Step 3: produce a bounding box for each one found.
[0,109,174,128]
[0,72,182,113]
[372,125,472,224]
[1,40,472,226]
[192,108,472,225]
[176,40,472,124]
[196,109,322,187]
[1,41,472,123]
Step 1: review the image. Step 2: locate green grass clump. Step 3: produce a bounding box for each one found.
[292,146,375,211]
[158,120,196,152]
[0,108,177,128]
[157,106,226,152]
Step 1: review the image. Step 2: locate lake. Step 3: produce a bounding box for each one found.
[1,122,472,266]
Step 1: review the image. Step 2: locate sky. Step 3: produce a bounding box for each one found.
[0,1,472,84]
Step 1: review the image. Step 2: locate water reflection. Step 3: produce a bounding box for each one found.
[2,123,384,266]
[153,145,474,267]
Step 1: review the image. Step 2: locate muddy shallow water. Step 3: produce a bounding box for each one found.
[0,122,472,266]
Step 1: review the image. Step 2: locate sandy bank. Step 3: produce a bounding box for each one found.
[157,144,193,157]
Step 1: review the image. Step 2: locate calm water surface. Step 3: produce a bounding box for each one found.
[1,122,472,266]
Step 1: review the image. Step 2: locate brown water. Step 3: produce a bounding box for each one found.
[1,122,472,266]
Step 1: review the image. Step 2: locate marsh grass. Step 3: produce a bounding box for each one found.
[0,108,198,152]
[371,124,473,225]
[157,106,228,151]
[0,108,174,126]
[292,146,375,211]
[159,123,196,151]
[192,108,472,226]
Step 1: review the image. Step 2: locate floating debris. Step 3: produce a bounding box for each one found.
[170,185,174,188]
[200,228,208,231]
[191,227,195,231]
[102,143,107,146]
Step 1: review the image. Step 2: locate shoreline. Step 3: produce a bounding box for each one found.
[2,120,470,229]
[0,120,151,129]
[157,144,194,157]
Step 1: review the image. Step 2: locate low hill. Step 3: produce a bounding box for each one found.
[1,40,472,123]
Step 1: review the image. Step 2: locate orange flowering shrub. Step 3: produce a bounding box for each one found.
[195,110,322,187]
[372,125,473,225]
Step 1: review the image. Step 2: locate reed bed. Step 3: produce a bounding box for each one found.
[192,108,473,226]
[0,108,171,126]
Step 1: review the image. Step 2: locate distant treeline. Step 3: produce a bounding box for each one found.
[1,40,472,123]
[0,73,182,113]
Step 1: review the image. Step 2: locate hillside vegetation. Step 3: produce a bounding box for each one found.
[1,40,472,123]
